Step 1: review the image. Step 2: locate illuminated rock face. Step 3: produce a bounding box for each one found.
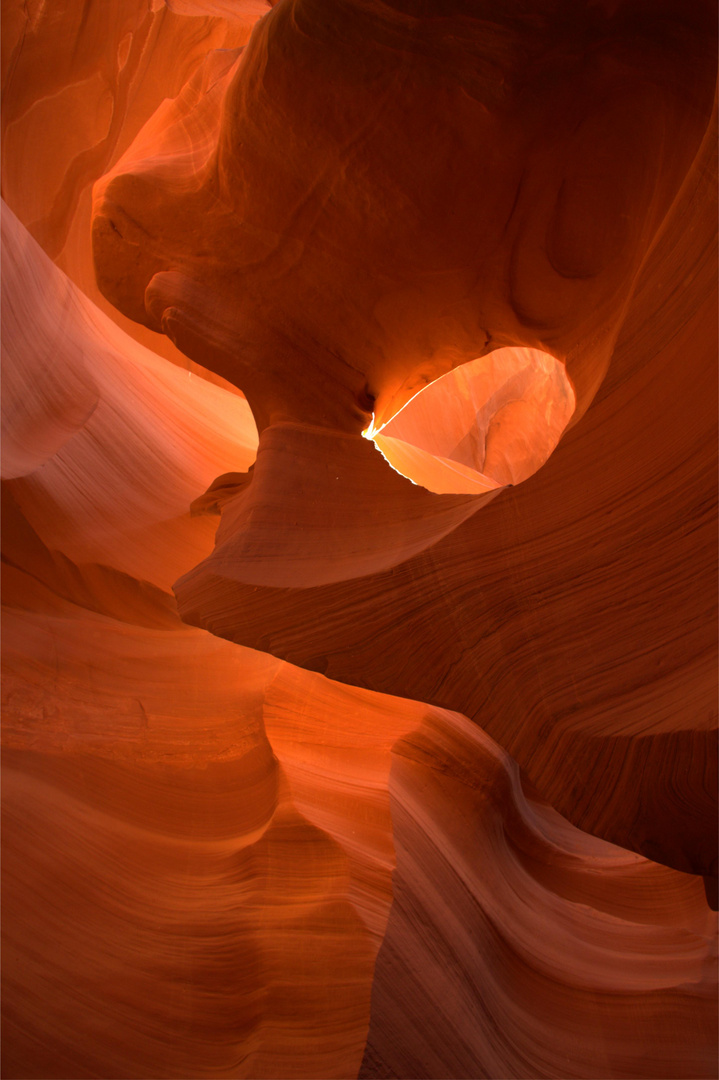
[2,2,717,1078]
[92,0,714,431]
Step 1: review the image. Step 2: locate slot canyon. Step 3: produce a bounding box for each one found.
[1,1,717,1077]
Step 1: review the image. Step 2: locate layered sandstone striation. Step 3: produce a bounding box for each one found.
[2,210,416,1078]
[93,0,716,883]
[362,714,717,1080]
[2,1,718,1078]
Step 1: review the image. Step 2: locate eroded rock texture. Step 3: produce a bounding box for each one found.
[2,1,717,1078]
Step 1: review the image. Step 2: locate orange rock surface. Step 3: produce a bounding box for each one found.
[2,2,717,1078]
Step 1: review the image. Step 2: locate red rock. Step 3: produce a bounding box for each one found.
[2,1,717,1077]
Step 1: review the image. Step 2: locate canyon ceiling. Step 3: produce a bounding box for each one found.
[1,1,717,1078]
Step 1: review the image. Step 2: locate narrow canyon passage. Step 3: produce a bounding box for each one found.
[2,2,717,1078]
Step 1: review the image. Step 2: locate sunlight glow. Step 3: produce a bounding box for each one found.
[361,348,575,495]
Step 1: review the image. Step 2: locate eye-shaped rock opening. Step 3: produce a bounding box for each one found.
[363,347,575,495]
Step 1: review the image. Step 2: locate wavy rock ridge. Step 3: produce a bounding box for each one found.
[2,1,717,1077]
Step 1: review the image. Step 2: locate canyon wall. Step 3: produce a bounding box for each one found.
[2,2,717,1077]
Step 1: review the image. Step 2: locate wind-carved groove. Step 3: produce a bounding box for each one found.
[2,1,717,1077]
